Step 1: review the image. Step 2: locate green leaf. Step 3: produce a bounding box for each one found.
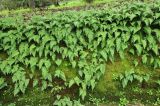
[133,60,138,67]
[42,35,52,45]
[25,79,29,87]
[79,88,86,100]
[99,64,105,74]
[119,51,125,59]
[134,75,143,83]
[55,59,62,66]
[44,59,51,69]
[143,74,150,81]
[80,51,88,59]
[0,78,7,89]
[38,59,44,69]
[51,54,56,61]
[42,67,48,79]
[100,50,107,61]
[11,50,19,57]
[74,77,81,86]
[141,40,147,49]
[144,27,151,35]
[54,69,61,77]
[14,85,20,96]
[47,73,52,82]
[147,35,155,44]
[90,79,96,90]
[152,45,158,55]
[134,44,143,55]
[33,79,38,87]
[29,44,36,52]
[54,69,66,81]
[69,79,75,88]
[41,80,47,91]
[29,57,38,68]
[122,79,128,88]
[71,61,76,68]
[129,48,135,55]
[114,30,120,38]
[116,38,121,51]
[142,55,147,64]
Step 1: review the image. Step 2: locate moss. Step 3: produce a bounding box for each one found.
[63,68,77,80]
[1,85,78,106]
[2,88,53,106]
[58,61,78,81]
[15,88,52,106]
[96,58,132,93]
[95,54,157,93]
[0,52,7,60]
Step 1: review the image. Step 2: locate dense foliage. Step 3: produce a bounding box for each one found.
[0,0,160,103]
[0,0,64,10]
[0,0,96,10]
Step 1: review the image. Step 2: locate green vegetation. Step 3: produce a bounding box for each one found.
[95,55,152,93]
[49,0,112,9]
[54,96,83,106]
[0,0,57,9]
[0,0,160,105]
[0,0,114,16]
[119,97,129,106]
[0,8,30,16]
